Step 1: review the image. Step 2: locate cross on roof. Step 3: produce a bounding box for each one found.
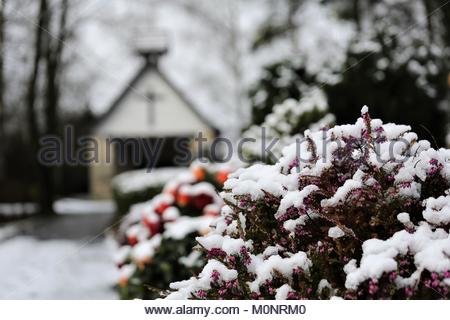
[145,91,162,125]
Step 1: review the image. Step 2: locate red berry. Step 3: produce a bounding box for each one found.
[143,216,161,235]
[192,167,206,181]
[155,202,170,215]
[177,193,190,206]
[215,170,229,185]
[127,235,138,246]
[192,194,214,209]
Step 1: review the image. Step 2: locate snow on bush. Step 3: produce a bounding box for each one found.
[112,167,186,215]
[351,0,444,96]
[242,87,334,163]
[113,167,187,195]
[167,107,450,299]
[115,162,235,299]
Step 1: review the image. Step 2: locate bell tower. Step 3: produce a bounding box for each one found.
[135,32,168,68]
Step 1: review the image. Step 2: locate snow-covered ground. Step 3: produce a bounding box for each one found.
[1,199,116,218]
[0,236,118,299]
[0,224,18,242]
[53,198,116,215]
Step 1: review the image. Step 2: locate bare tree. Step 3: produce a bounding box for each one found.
[0,0,6,178]
[352,0,361,31]
[171,0,250,132]
[25,0,70,214]
[26,0,50,213]
[422,0,436,44]
[437,0,450,49]
[45,0,68,137]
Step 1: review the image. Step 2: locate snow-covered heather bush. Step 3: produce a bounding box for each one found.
[242,88,334,164]
[167,107,450,300]
[115,163,235,299]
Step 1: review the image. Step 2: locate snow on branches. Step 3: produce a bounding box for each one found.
[114,162,235,299]
[242,88,334,163]
[167,107,450,299]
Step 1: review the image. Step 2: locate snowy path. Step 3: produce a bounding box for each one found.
[0,236,118,299]
[0,209,120,299]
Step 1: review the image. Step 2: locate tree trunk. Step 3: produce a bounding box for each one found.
[26,0,54,214]
[422,0,435,44]
[438,0,450,49]
[45,0,69,137]
[352,0,361,31]
[44,0,69,201]
[0,0,6,179]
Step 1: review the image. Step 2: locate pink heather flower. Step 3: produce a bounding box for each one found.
[211,270,220,282]
[286,206,301,218]
[218,289,227,296]
[207,248,227,259]
[399,182,412,188]
[196,290,206,298]
[444,271,450,278]
[239,200,248,207]
[429,159,439,166]
[293,267,304,275]
[251,292,261,299]
[264,279,273,286]
[362,110,370,121]
[303,197,313,207]
[240,246,252,265]
[374,126,384,133]
[389,272,397,282]
[399,258,409,266]
[225,216,233,226]
[362,129,371,139]
[287,291,298,299]
[277,213,289,222]
[372,182,382,191]
[405,287,414,297]
[368,281,379,295]
[288,158,299,171]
